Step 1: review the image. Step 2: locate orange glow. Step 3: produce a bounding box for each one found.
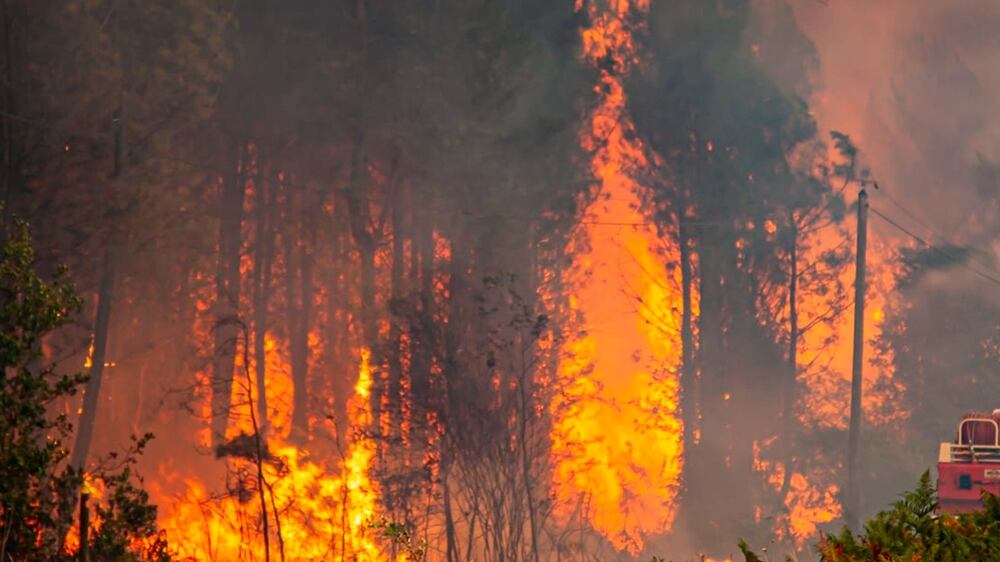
[798,223,905,429]
[788,1,910,433]
[550,0,683,553]
[773,195,904,542]
[753,440,841,548]
[190,282,216,448]
[62,473,106,555]
[154,349,382,562]
[82,340,116,369]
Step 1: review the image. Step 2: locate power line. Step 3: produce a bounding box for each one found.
[869,185,1000,276]
[869,205,1000,288]
[871,186,938,237]
[463,211,736,228]
[466,204,1000,287]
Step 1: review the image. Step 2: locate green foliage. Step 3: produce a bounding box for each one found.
[370,516,427,562]
[89,434,171,562]
[0,217,86,558]
[816,471,1000,561]
[0,217,168,561]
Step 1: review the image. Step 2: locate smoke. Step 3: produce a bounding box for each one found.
[789,0,1000,236]
[783,0,1000,525]
[11,1,998,559]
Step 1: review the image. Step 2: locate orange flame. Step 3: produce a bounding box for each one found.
[61,473,106,556]
[798,229,904,430]
[154,348,382,562]
[766,193,904,542]
[550,0,683,553]
[753,439,841,548]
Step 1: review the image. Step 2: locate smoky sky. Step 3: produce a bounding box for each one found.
[789,0,1000,247]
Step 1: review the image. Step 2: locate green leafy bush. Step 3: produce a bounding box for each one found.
[0,217,168,561]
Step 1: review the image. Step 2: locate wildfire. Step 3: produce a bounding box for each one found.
[798,214,905,429]
[755,193,904,545]
[753,440,841,548]
[61,473,106,556]
[154,348,382,562]
[550,0,683,553]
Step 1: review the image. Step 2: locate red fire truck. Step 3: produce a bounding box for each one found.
[937,411,1000,513]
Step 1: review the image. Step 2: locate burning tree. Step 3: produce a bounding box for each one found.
[4,0,996,561]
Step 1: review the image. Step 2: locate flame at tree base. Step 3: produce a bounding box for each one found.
[154,349,382,562]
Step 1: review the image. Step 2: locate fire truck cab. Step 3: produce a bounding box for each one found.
[937,411,1000,513]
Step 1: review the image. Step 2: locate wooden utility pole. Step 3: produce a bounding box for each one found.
[846,187,868,531]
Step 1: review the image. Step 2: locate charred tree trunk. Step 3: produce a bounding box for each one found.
[328,197,352,443]
[284,182,302,436]
[406,198,422,437]
[386,160,404,435]
[441,237,468,562]
[291,186,316,439]
[440,439,459,562]
[70,249,117,469]
[71,87,128,469]
[410,211,435,412]
[252,172,273,434]
[358,242,376,356]
[688,220,730,541]
[346,137,380,428]
[0,0,22,214]
[729,263,764,531]
[779,211,799,500]
[517,344,540,562]
[678,199,697,457]
[211,140,246,448]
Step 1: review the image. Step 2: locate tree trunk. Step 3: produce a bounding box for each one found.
[779,211,799,500]
[358,226,377,422]
[211,139,246,448]
[70,249,117,469]
[727,251,770,539]
[252,171,273,434]
[71,86,127,468]
[442,453,459,562]
[291,186,316,439]
[518,344,540,562]
[1,0,21,214]
[345,136,380,427]
[284,182,301,434]
[387,176,405,434]
[328,196,352,444]
[679,199,697,456]
[690,223,730,539]
[410,214,435,413]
